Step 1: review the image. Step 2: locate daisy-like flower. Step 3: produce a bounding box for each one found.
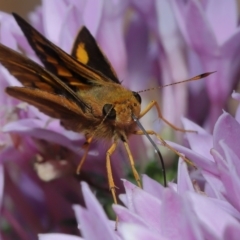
[40,94,240,239]
[170,0,240,130]
[131,0,240,132]
[1,0,240,239]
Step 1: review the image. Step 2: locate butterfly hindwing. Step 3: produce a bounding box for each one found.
[71,27,120,84]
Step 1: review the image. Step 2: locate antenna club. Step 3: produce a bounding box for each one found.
[137,71,216,94]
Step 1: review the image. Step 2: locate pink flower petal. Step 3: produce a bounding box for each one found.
[123,180,162,231]
[3,119,83,154]
[182,118,213,160]
[188,191,240,239]
[224,224,240,240]
[183,0,219,55]
[159,189,203,240]
[73,182,116,239]
[38,233,83,240]
[113,204,148,227]
[42,0,68,43]
[119,223,166,240]
[142,174,165,199]
[177,159,195,193]
[205,0,237,45]
[232,91,240,101]
[215,142,240,212]
[163,141,218,175]
[213,112,240,159]
[83,0,103,35]
[97,1,127,80]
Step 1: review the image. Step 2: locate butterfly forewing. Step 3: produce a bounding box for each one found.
[0,44,56,90]
[71,27,120,84]
[0,42,90,112]
[13,13,118,92]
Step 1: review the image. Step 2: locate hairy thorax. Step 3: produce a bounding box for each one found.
[76,82,142,140]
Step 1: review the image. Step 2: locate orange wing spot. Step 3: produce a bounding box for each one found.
[35,82,55,91]
[76,43,89,64]
[35,44,44,52]
[56,65,72,77]
[67,78,83,86]
[46,55,58,64]
[68,78,90,89]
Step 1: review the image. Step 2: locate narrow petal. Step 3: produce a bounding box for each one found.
[213,112,240,159]
[73,182,116,240]
[163,141,218,175]
[222,28,240,59]
[39,233,83,240]
[177,159,195,193]
[159,189,203,240]
[224,224,240,240]
[188,191,240,239]
[119,223,165,240]
[3,119,83,153]
[123,180,162,231]
[177,0,219,54]
[142,174,165,199]
[83,0,103,35]
[232,91,240,101]
[42,0,68,43]
[205,0,237,45]
[113,205,148,227]
[182,118,213,160]
[216,142,240,212]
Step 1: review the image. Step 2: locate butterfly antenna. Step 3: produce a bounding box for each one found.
[137,71,216,93]
[132,114,167,187]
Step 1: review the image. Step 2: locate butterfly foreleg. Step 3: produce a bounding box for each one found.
[133,130,196,167]
[76,136,93,174]
[122,140,142,188]
[106,141,118,204]
[139,100,196,133]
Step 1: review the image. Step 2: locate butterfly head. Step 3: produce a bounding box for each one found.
[102,89,141,126]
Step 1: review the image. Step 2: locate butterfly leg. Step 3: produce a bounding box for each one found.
[76,136,93,174]
[139,100,196,133]
[107,141,125,230]
[106,139,142,196]
[133,130,195,167]
[106,141,118,204]
[122,140,142,188]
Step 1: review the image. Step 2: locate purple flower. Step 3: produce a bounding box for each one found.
[40,93,240,239]
[40,156,240,239]
[1,0,240,239]
[169,0,240,129]
[130,0,240,132]
[39,182,117,240]
[39,233,82,240]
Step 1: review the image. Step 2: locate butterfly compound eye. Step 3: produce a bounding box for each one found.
[102,104,116,119]
[132,91,142,104]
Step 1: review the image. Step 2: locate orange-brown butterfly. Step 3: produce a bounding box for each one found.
[0,13,213,205]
